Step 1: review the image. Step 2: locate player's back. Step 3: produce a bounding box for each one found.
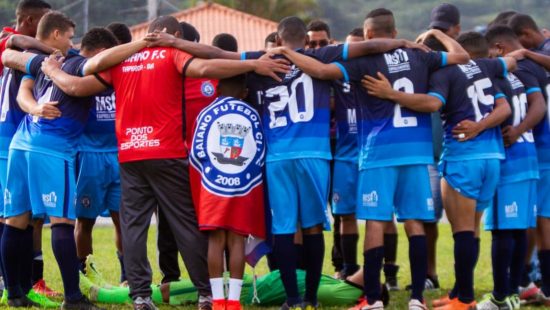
[0,67,26,158]
[338,48,445,169]
[247,52,332,162]
[494,72,539,183]
[432,59,505,161]
[12,53,92,160]
[78,87,117,152]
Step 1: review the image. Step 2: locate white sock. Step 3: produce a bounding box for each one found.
[228,278,243,301]
[210,278,224,300]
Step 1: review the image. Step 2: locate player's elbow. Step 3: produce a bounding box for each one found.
[426,98,443,112]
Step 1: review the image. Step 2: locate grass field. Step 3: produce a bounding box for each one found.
[4,223,545,309]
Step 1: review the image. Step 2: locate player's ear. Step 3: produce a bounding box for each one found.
[366,28,374,40]
[174,30,182,39]
[392,28,398,39]
[276,34,282,47]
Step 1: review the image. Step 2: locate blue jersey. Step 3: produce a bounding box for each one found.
[332,79,360,162]
[535,38,550,55]
[428,58,507,162]
[78,88,117,152]
[11,53,92,161]
[244,46,345,162]
[514,58,550,169]
[336,48,446,170]
[0,67,26,158]
[494,73,539,183]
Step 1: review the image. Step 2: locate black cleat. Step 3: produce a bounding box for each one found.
[7,295,40,308]
[61,295,106,310]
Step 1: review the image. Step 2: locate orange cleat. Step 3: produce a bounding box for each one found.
[32,279,62,297]
[348,299,384,310]
[225,300,242,310]
[432,295,453,308]
[212,299,226,310]
[433,298,476,310]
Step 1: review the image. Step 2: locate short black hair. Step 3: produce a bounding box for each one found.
[219,74,247,93]
[16,0,51,12]
[365,8,395,35]
[487,10,517,28]
[457,31,488,58]
[366,8,393,19]
[485,25,518,45]
[277,16,306,44]
[348,27,364,38]
[106,22,132,44]
[180,21,200,43]
[81,27,118,52]
[264,31,277,46]
[148,15,180,36]
[212,33,238,52]
[508,13,539,35]
[36,11,75,39]
[307,19,330,38]
[423,36,447,52]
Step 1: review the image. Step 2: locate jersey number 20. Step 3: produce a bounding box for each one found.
[265,74,314,129]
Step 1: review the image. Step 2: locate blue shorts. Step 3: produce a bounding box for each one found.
[267,158,331,234]
[428,164,443,222]
[0,158,7,218]
[485,180,537,230]
[440,159,500,211]
[356,164,434,222]
[332,160,358,215]
[75,152,120,219]
[537,170,550,218]
[4,150,76,220]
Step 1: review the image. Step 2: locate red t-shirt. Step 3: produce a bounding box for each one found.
[99,47,193,163]
[183,77,218,145]
[0,27,18,74]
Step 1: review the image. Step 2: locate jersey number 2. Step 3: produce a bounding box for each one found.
[392,77,418,128]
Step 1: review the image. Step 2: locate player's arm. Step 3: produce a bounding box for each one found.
[509,48,550,71]
[346,39,430,58]
[5,35,56,54]
[418,29,470,65]
[502,91,546,146]
[362,72,442,112]
[185,57,289,81]
[144,31,240,60]
[270,47,343,80]
[16,77,61,120]
[41,56,107,97]
[452,97,511,141]
[1,49,37,73]
[82,39,147,75]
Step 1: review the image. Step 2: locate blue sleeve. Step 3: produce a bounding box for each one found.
[480,58,507,79]
[241,51,264,60]
[428,70,449,105]
[25,54,46,77]
[305,44,346,63]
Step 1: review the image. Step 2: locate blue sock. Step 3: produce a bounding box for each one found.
[538,250,550,296]
[454,231,475,304]
[409,235,427,302]
[303,233,324,305]
[1,225,26,299]
[509,230,527,295]
[491,230,514,301]
[117,251,127,283]
[363,246,384,305]
[273,234,301,306]
[20,226,34,294]
[51,224,83,302]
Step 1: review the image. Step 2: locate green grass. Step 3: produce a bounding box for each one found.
[2,223,545,309]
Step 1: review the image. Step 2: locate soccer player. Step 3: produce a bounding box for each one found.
[265,32,277,49]
[457,30,543,309]
[106,22,132,44]
[428,3,461,39]
[485,25,550,306]
[365,34,513,309]
[0,0,54,297]
[508,14,550,54]
[258,11,469,309]
[1,11,115,310]
[306,19,331,49]
[189,74,266,310]
[69,15,289,310]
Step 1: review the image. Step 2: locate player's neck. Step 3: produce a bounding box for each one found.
[282,41,305,51]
